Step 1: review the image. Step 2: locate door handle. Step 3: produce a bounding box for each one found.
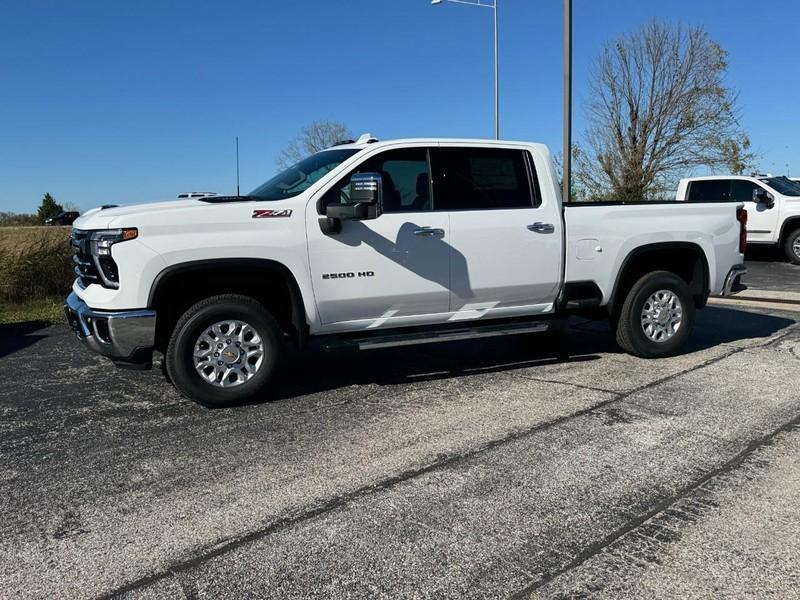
[527,222,555,234]
[413,227,445,238]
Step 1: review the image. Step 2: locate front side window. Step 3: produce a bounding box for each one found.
[730,180,762,202]
[250,149,359,201]
[686,180,731,202]
[432,147,535,210]
[321,147,432,213]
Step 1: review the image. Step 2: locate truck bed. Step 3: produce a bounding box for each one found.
[564,201,744,303]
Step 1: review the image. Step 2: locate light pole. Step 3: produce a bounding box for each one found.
[432,0,499,140]
[563,0,572,204]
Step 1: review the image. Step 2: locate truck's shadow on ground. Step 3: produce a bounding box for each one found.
[266,306,796,403]
[745,245,788,262]
[0,321,52,359]
[4,306,793,406]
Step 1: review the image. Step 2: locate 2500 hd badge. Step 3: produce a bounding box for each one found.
[322,271,375,280]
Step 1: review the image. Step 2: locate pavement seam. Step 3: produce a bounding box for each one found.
[97,328,798,600]
[505,413,800,599]
[510,373,621,395]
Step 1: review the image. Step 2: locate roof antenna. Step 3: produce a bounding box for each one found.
[235,136,240,196]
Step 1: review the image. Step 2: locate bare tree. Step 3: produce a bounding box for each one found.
[276,120,352,169]
[574,20,755,201]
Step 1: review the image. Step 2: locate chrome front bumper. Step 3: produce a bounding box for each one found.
[722,264,747,296]
[64,292,157,365]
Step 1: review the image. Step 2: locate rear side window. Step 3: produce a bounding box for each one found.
[433,147,536,211]
[686,180,731,202]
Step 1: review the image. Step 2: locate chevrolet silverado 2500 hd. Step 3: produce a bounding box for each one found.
[677,175,800,263]
[65,138,748,406]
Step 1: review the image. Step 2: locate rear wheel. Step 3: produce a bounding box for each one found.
[166,294,285,407]
[783,228,800,265]
[615,271,695,358]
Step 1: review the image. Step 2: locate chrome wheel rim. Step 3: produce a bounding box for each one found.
[193,320,265,388]
[641,290,683,343]
[792,235,800,259]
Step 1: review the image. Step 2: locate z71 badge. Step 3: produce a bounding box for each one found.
[252,209,292,218]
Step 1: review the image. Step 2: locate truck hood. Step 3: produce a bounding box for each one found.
[73,199,206,230]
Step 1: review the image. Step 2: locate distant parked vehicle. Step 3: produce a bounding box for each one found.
[176,192,217,200]
[677,175,800,264]
[45,211,80,226]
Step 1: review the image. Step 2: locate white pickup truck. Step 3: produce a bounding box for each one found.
[65,137,747,406]
[676,175,800,264]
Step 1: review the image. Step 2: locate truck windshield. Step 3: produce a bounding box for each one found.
[760,177,800,197]
[249,149,360,200]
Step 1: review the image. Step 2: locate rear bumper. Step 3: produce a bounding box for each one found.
[64,292,157,367]
[721,264,747,296]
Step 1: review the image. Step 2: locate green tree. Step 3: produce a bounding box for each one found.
[37,193,63,224]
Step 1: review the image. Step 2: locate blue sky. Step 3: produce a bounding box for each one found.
[1,0,798,213]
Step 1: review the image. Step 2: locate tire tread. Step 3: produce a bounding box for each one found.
[165,294,284,407]
[783,228,800,265]
[615,270,694,358]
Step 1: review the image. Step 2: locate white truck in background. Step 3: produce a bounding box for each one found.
[676,175,800,264]
[65,137,747,406]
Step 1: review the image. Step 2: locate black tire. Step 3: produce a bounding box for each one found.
[165,294,285,407]
[783,228,800,265]
[615,271,695,358]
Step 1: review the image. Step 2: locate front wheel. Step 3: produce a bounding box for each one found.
[165,294,285,407]
[783,228,800,265]
[615,271,695,358]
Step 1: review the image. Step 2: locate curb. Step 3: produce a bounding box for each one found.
[712,288,800,308]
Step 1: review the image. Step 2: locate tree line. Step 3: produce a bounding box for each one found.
[0,193,73,226]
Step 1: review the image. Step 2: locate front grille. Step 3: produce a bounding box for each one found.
[71,229,101,287]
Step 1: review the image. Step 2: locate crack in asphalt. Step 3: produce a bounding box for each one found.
[98,327,799,599]
[512,374,622,395]
[505,414,800,599]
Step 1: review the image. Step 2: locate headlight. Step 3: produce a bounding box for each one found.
[88,228,137,288]
[89,228,138,256]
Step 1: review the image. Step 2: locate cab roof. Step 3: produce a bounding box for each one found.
[327,134,548,153]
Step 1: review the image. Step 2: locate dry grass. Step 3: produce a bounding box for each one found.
[0,297,65,325]
[0,227,74,322]
[0,226,71,256]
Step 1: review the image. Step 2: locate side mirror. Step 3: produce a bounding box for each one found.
[325,173,384,221]
[753,188,775,209]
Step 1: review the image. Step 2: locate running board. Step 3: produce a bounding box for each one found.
[322,321,550,352]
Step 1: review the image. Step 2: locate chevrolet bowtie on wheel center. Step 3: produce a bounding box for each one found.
[65,136,747,407]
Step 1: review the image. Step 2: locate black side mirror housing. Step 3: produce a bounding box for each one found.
[753,188,775,209]
[322,173,384,229]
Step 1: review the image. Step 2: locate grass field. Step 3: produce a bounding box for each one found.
[0,226,71,255]
[0,226,73,324]
[0,297,65,325]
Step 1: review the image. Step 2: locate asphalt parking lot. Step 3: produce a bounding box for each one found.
[744,246,800,295]
[2,287,800,598]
